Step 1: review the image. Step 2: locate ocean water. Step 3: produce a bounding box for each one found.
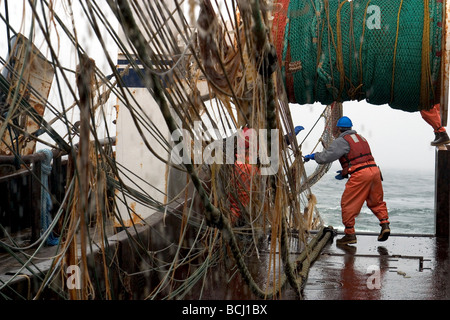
[309,165,435,235]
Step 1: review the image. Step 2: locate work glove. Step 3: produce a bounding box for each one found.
[285,126,305,146]
[335,170,344,180]
[294,126,305,135]
[303,153,315,162]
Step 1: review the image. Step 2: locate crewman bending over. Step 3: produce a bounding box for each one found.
[304,116,390,245]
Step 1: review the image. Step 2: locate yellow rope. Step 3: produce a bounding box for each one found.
[420,0,432,110]
[359,0,372,87]
[336,0,375,101]
[325,0,338,94]
[335,1,348,100]
[391,0,404,103]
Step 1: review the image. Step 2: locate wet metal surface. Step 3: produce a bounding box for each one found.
[2,214,449,300]
[178,232,450,300]
[303,233,450,300]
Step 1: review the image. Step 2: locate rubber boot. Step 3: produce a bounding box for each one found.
[378,223,390,242]
[431,131,450,146]
[336,233,357,245]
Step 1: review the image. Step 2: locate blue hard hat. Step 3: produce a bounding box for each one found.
[337,116,353,128]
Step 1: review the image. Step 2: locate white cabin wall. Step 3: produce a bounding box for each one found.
[115,1,183,225]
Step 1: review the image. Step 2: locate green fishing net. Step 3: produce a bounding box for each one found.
[274,0,443,112]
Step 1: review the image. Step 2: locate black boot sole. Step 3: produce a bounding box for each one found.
[378,229,390,242]
[336,238,357,245]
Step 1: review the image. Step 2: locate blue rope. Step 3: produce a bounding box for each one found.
[37,149,59,246]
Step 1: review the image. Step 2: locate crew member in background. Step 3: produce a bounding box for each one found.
[229,125,304,224]
[304,116,390,245]
[420,104,450,146]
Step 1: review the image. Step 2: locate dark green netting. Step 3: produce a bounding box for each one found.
[274,0,443,112]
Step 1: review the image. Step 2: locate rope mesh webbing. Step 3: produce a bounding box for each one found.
[272,0,443,112]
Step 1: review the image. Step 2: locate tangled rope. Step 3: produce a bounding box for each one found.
[108,0,336,299]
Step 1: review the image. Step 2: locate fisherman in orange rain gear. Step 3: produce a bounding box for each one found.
[420,103,450,146]
[229,158,258,224]
[228,127,259,225]
[304,116,390,245]
[229,125,304,225]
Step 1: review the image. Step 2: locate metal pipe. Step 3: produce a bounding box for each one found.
[0,149,61,164]
[0,137,115,165]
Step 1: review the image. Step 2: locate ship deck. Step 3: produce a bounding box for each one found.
[1,214,449,300]
[188,230,450,300]
[302,232,450,300]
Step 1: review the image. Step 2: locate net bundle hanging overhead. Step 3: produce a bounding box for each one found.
[272,0,443,112]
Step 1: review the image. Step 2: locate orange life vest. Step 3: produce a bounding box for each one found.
[339,133,375,177]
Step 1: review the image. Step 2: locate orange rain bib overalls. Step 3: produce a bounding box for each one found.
[314,131,390,235]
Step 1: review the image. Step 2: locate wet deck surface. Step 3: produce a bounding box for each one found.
[0,224,114,296]
[303,233,450,300]
[176,231,450,300]
[1,221,449,300]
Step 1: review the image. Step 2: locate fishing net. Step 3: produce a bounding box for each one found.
[272,0,443,112]
[0,0,341,300]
